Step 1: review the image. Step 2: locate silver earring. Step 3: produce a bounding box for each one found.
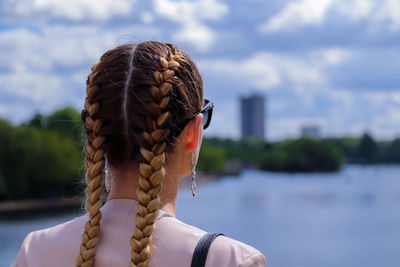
[105,160,111,193]
[105,173,111,193]
[191,152,197,196]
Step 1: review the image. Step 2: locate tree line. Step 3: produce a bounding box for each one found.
[0,107,399,200]
[0,107,84,200]
[199,134,400,173]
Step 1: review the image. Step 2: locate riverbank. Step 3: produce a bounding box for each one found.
[0,196,84,219]
[0,172,228,218]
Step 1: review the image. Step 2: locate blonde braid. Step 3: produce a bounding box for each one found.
[130,55,181,267]
[76,62,106,267]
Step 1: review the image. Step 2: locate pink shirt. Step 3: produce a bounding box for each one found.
[11,198,267,267]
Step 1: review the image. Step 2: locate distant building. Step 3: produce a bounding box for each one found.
[301,125,320,138]
[240,94,265,140]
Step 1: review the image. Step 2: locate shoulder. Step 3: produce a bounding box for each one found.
[150,212,208,265]
[206,235,267,267]
[154,213,267,267]
[11,214,87,267]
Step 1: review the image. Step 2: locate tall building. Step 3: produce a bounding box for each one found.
[240,94,265,140]
[301,125,320,138]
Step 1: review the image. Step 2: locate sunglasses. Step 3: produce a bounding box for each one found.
[172,99,214,136]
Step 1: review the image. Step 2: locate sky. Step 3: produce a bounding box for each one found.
[0,0,399,140]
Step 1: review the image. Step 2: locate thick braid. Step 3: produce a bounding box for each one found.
[76,62,106,267]
[130,55,181,267]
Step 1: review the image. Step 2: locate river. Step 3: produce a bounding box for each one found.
[1,164,400,267]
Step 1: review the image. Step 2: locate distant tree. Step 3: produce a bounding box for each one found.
[0,120,23,198]
[27,107,85,149]
[327,137,359,163]
[46,107,84,143]
[197,145,226,172]
[260,138,344,172]
[356,133,377,163]
[386,138,400,163]
[0,120,83,200]
[28,113,45,128]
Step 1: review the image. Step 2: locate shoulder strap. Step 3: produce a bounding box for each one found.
[190,232,224,267]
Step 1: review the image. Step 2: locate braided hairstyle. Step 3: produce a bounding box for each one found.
[77,41,203,267]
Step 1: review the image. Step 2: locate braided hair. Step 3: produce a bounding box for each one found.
[77,42,203,267]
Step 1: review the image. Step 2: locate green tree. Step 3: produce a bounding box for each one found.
[261,138,344,172]
[46,107,84,146]
[197,145,226,172]
[327,137,359,163]
[28,113,45,128]
[386,138,400,163]
[0,120,83,200]
[356,133,377,163]
[27,107,85,150]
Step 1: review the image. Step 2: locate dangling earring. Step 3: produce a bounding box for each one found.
[105,160,111,193]
[191,152,197,196]
[105,171,111,193]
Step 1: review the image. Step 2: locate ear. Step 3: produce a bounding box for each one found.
[184,113,203,152]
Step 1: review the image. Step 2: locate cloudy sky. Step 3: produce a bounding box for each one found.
[0,0,399,140]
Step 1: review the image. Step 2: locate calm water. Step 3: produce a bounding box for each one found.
[1,165,400,267]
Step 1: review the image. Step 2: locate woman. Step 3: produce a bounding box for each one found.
[12,41,267,267]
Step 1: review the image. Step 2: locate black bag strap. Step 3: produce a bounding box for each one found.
[190,232,224,267]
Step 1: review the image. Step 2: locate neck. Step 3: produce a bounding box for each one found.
[106,163,180,217]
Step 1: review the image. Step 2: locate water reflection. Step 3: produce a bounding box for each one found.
[2,165,400,267]
[239,192,268,211]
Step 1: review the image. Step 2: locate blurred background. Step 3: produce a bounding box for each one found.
[1,0,400,266]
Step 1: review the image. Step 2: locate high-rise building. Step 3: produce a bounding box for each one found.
[240,94,265,140]
[301,125,320,138]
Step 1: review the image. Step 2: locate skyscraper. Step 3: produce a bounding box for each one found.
[301,125,320,138]
[240,94,265,140]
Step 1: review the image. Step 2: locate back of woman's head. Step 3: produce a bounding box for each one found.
[77,41,203,267]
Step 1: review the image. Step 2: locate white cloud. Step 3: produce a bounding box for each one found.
[154,0,228,22]
[198,51,325,91]
[0,29,50,72]
[362,91,400,107]
[0,102,35,123]
[392,92,400,103]
[0,24,161,123]
[0,67,88,123]
[337,0,400,31]
[326,90,400,139]
[4,0,136,21]
[336,0,373,21]
[375,108,400,123]
[140,12,154,24]
[44,26,112,67]
[260,0,400,33]
[370,108,400,139]
[153,0,229,51]
[325,88,354,108]
[198,56,280,91]
[260,0,334,33]
[317,48,351,66]
[375,0,400,31]
[0,71,63,102]
[0,24,160,72]
[0,26,113,74]
[172,22,216,51]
